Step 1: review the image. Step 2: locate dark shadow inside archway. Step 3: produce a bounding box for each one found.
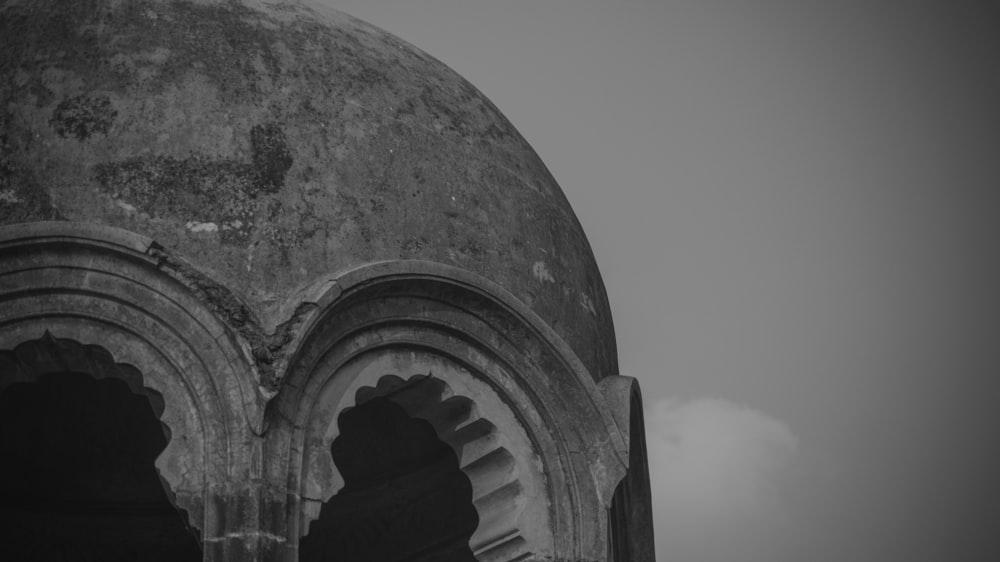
[0,371,202,562]
[300,396,479,562]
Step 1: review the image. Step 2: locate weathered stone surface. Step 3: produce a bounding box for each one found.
[0,2,653,558]
[0,217,643,561]
[0,0,616,381]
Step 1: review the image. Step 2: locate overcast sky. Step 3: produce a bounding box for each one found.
[324,1,1000,560]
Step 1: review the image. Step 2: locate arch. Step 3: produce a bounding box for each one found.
[0,335,203,560]
[266,261,630,562]
[355,374,524,549]
[326,372,528,559]
[0,221,264,556]
[299,385,479,562]
[291,350,539,562]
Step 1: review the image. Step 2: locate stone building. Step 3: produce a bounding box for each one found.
[0,1,654,560]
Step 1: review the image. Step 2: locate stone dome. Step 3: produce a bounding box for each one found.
[0,0,616,380]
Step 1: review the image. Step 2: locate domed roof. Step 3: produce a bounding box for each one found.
[0,0,616,380]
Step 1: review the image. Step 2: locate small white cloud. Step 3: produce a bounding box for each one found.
[645,398,798,561]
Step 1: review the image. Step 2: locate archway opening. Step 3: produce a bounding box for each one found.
[300,396,479,562]
[0,371,202,561]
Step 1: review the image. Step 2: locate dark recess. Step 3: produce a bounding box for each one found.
[0,372,202,562]
[300,396,479,562]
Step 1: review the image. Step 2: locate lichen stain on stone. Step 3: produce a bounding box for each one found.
[93,122,293,243]
[49,94,117,140]
[401,236,427,254]
[460,237,486,262]
[0,119,62,222]
[250,123,293,193]
[95,155,251,227]
[0,178,63,223]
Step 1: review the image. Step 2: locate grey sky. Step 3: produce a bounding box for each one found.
[324,1,1000,560]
